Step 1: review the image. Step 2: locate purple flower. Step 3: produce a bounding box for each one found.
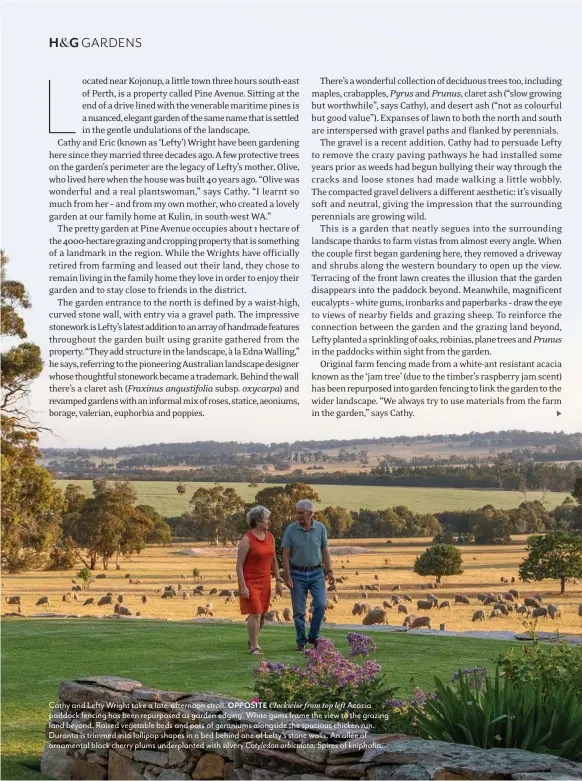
[451,667,488,690]
[347,633,377,658]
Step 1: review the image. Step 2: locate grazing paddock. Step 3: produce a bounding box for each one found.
[54,480,570,518]
[3,537,581,635]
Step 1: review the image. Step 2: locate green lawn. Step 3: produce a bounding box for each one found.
[1,619,522,780]
[55,480,570,518]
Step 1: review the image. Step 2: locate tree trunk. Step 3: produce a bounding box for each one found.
[560,577,566,594]
[115,547,121,570]
[102,556,109,570]
[436,575,442,584]
[89,554,97,570]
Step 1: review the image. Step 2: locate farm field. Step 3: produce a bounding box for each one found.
[54,480,570,518]
[1,619,524,780]
[4,537,581,635]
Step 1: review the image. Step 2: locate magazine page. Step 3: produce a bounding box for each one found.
[2,0,582,779]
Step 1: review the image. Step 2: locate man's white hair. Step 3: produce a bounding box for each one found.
[296,499,314,512]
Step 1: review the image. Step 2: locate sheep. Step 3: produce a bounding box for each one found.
[351,602,368,616]
[62,594,71,603]
[361,592,368,600]
[194,585,205,593]
[162,589,176,599]
[332,593,339,603]
[511,577,516,583]
[382,600,392,609]
[97,595,113,606]
[516,605,530,615]
[402,613,417,627]
[95,574,106,579]
[578,604,582,618]
[374,574,379,581]
[476,593,488,602]
[36,597,50,607]
[177,584,182,591]
[454,594,470,605]
[125,573,131,579]
[141,595,147,604]
[71,585,82,592]
[397,604,408,615]
[114,603,132,616]
[392,585,401,591]
[83,598,95,606]
[472,610,486,622]
[391,595,401,605]
[438,600,451,610]
[532,607,548,619]
[355,571,359,575]
[417,599,435,611]
[196,606,209,616]
[547,604,561,620]
[483,595,496,606]
[224,593,235,604]
[209,588,217,596]
[282,607,292,622]
[490,609,503,618]
[427,594,439,604]
[509,589,519,598]
[503,592,516,602]
[182,591,189,600]
[326,602,335,610]
[73,593,78,602]
[494,603,509,616]
[362,609,388,626]
[264,610,281,622]
[219,589,231,598]
[233,590,239,597]
[402,594,413,603]
[524,597,541,609]
[410,616,431,629]
[117,594,124,604]
[328,584,337,592]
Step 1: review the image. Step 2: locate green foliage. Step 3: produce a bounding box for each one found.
[252,635,396,733]
[413,543,463,584]
[181,485,245,544]
[348,505,442,538]
[519,532,582,594]
[497,637,582,703]
[46,536,78,570]
[318,505,353,537]
[415,668,582,760]
[254,482,321,538]
[1,251,43,419]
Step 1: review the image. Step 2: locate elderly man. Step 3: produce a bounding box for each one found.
[281,499,335,650]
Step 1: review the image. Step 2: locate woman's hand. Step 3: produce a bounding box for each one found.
[241,584,250,600]
[275,580,284,597]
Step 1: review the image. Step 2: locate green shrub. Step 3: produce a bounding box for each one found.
[497,637,582,703]
[414,668,582,760]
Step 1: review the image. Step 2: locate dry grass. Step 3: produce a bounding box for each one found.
[4,537,581,636]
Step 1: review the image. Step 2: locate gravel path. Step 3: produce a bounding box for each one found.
[328,623,582,644]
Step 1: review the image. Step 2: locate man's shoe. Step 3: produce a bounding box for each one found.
[296,644,306,651]
[307,638,319,648]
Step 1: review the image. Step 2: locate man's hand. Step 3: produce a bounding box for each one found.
[241,584,250,600]
[326,570,335,585]
[284,574,294,589]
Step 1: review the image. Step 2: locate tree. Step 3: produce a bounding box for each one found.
[413,543,464,584]
[76,567,93,590]
[519,532,582,594]
[1,251,43,423]
[69,480,153,569]
[319,506,352,538]
[1,252,64,572]
[1,419,64,572]
[253,482,321,538]
[182,485,245,544]
[470,506,512,544]
[176,483,186,495]
[138,505,172,546]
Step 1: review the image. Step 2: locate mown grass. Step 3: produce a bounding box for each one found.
[1,618,523,780]
[55,480,569,518]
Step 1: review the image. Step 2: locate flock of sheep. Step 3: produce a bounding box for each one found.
[4,564,582,632]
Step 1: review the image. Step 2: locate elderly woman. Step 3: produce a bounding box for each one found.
[236,505,282,654]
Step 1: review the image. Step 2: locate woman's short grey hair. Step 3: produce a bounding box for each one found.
[247,505,271,528]
[296,499,314,512]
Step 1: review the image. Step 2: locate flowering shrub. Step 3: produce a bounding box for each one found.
[252,634,400,732]
[497,636,582,703]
